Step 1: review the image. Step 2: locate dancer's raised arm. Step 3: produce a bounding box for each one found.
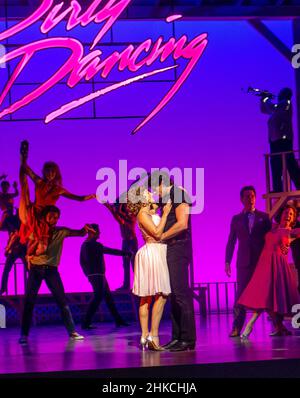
[20,140,41,184]
[23,164,42,185]
[63,224,94,237]
[11,181,19,198]
[61,189,96,202]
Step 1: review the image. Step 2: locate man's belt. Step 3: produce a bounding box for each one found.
[30,264,56,270]
[166,238,190,246]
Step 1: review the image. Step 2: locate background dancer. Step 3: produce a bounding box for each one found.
[80,223,130,330]
[19,205,94,344]
[225,186,271,337]
[19,140,95,255]
[239,204,299,338]
[0,178,19,232]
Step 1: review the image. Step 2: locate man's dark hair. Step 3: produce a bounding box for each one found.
[90,223,99,233]
[41,205,61,219]
[278,87,293,101]
[147,170,174,189]
[1,180,10,189]
[240,185,256,199]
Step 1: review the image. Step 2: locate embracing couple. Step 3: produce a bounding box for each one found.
[127,171,196,352]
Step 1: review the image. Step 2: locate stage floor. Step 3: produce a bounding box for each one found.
[1,314,300,378]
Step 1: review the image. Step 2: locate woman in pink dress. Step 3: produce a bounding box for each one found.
[238,204,300,338]
[127,188,172,351]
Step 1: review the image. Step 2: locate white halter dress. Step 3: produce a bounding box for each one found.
[132,213,171,297]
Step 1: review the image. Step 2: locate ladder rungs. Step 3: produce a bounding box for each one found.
[263,190,300,199]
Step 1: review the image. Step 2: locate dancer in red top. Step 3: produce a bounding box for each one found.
[238,204,300,338]
[19,141,96,255]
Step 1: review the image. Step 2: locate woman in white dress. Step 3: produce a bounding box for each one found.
[127,189,172,351]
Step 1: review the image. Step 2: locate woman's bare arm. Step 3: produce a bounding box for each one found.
[61,189,96,202]
[138,211,168,240]
[11,181,19,198]
[23,164,42,184]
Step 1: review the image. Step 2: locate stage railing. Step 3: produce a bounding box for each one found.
[264,149,300,218]
[0,261,239,318]
[0,261,27,296]
[193,282,237,317]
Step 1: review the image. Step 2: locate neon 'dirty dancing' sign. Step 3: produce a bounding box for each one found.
[0,0,208,134]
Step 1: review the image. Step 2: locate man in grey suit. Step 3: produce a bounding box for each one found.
[225,186,272,337]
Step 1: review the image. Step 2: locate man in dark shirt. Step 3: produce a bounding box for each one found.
[148,171,196,352]
[19,205,91,344]
[80,223,130,329]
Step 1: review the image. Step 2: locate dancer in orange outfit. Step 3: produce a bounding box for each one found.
[19,140,96,255]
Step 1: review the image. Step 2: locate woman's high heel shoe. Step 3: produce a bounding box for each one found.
[240,324,253,340]
[270,326,292,337]
[147,335,165,351]
[140,336,148,351]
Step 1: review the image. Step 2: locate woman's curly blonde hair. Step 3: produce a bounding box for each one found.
[126,187,149,217]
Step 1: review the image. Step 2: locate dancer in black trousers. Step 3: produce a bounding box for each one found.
[80,224,130,329]
[148,171,196,352]
[19,205,93,344]
[0,230,27,295]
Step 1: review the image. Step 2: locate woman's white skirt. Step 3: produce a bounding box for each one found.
[132,243,171,297]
